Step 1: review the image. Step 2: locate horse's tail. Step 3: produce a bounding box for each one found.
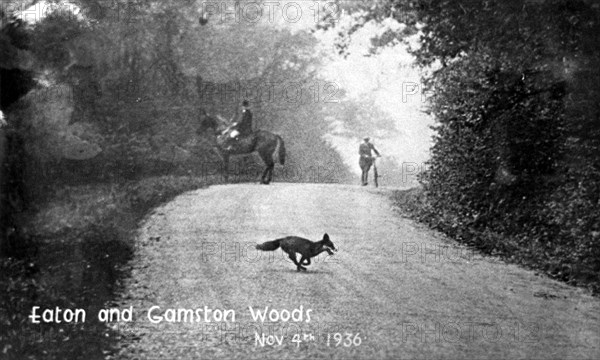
[256,239,281,251]
[276,135,286,165]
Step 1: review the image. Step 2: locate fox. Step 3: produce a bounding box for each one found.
[255,233,337,272]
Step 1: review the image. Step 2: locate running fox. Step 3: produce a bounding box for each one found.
[256,233,337,272]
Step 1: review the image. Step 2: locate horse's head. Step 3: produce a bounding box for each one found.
[199,113,230,137]
[198,112,215,134]
[321,233,337,252]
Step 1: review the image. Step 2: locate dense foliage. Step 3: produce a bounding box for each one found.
[410,0,600,288]
[1,1,351,209]
[0,2,352,356]
[336,0,600,289]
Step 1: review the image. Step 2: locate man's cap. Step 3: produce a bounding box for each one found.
[242,100,249,106]
[363,136,370,141]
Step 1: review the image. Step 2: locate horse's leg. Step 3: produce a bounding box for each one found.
[260,164,272,185]
[266,160,274,183]
[265,163,274,184]
[267,142,279,183]
[211,146,228,181]
[258,150,275,185]
[260,167,268,184]
[222,153,229,182]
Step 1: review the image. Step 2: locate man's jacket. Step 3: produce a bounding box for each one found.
[236,109,253,135]
[359,142,380,158]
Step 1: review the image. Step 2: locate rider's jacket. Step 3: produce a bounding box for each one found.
[235,109,253,136]
[359,142,380,158]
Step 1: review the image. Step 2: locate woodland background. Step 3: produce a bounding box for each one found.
[1,0,599,358]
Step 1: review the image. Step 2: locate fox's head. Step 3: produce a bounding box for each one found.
[322,233,337,252]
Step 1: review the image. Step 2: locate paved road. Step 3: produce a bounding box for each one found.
[113,183,599,359]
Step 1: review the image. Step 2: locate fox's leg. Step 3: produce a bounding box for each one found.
[287,253,306,271]
[301,257,311,266]
[287,252,298,265]
[297,256,309,271]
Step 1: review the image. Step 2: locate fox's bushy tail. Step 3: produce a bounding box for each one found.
[256,239,281,251]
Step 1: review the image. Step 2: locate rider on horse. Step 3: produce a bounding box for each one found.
[230,100,253,140]
[197,101,285,184]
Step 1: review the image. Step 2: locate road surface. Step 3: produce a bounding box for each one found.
[113,183,599,359]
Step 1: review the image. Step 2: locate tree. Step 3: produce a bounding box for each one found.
[337,0,600,286]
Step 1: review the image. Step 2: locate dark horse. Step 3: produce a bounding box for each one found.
[199,113,285,184]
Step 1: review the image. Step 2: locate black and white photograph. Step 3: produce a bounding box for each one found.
[1,0,599,359]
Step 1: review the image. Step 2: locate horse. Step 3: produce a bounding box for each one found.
[198,112,285,184]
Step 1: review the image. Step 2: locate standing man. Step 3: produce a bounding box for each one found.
[359,136,380,186]
[230,100,253,140]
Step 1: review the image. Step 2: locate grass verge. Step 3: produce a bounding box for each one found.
[391,187,600,295]
[1,175,220,359]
